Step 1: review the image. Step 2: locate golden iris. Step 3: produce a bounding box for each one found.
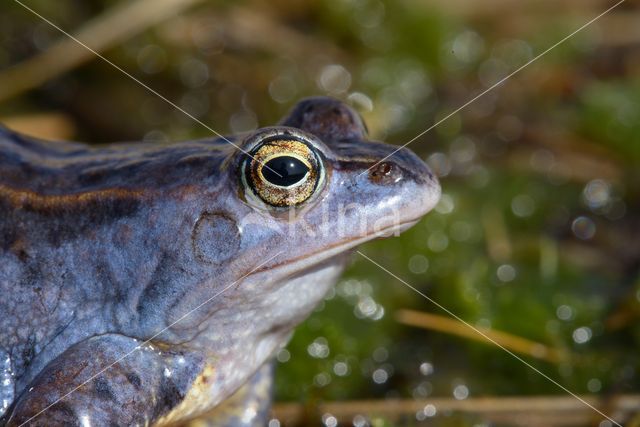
[243,139,322,207]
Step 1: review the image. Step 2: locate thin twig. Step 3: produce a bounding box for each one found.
[396,309,567,364]
[273,395,640,426]
[159,6,345,60]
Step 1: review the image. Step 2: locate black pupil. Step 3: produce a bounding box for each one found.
[262,156,309,187]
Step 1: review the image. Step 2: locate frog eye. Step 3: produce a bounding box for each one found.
[242,137,324,208]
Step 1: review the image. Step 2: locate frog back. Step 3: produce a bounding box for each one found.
[0,126,234,405]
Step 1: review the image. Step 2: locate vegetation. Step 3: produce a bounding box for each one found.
[1,0,639,425]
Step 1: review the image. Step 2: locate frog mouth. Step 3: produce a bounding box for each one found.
[249,217,422,280]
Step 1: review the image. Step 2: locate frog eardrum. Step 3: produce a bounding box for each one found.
[242,132,325,207]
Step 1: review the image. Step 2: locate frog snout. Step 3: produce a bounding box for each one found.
[363,145,441,219]
[331,139,440,219]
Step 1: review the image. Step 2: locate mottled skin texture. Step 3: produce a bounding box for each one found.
[0,97,440,426]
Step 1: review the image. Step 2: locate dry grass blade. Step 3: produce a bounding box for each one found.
[0,0,205,104]
[160,6,345,60]
[0,112,75,139]
[416,0,606,17]
[273,395,639,426]
[396,308,567,364]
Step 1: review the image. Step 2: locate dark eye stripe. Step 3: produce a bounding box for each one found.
[262,156,309,187]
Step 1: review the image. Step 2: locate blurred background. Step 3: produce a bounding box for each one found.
[1,0,640,426]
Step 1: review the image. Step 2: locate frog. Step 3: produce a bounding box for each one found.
[0,97,440,426]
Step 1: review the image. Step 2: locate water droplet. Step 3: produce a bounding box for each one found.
[511,194,536,217]
[408,254,429,274]
[572,327,592,344]
[453,384,469,400]
[478,58,509,87]
[412,381,433,399]
[450,221,472,242]
[277,349,291,363]
[180,91,210,118]
[424,404,437,417]
[318,64,352,94]
[308,337,330,359]
[372,347,389,362]
[352,414,368,427]
[530,149,555,174]
[494,39,533,66]
[372,368,389,384]
[583,179,611,210]
[322,413,338,427]
[269,75,298,103]
[333,361,349,377]
[416,403,437,420]
[426,152,451,177]
[496,264,516,282]
[450,136,476,164]
[419,362,434,376]
[354,0,385,28]
[587,378,602,393]
[468,165,490,188]
[314,372,332,387]
[428,232,449,252]
[137,45,167,74]
[556,305,574,321]
[571,216,596,240]
[179,58,209,88]
[435,194,455,214]
[356,296,378,318]
[452,30,484,63]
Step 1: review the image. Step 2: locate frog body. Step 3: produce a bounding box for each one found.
[0,97,440,426]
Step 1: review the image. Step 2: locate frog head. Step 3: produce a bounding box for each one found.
[177,97,439,351]
[233,97,440,278]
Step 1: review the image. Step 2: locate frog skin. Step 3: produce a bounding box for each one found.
[0,97,440,426]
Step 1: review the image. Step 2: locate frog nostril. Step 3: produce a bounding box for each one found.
[369,162,393,182]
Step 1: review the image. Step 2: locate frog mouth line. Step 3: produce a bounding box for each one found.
[248,217,422,280]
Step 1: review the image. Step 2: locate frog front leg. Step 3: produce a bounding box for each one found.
[5,334,204,426]
[187,362,274,427]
